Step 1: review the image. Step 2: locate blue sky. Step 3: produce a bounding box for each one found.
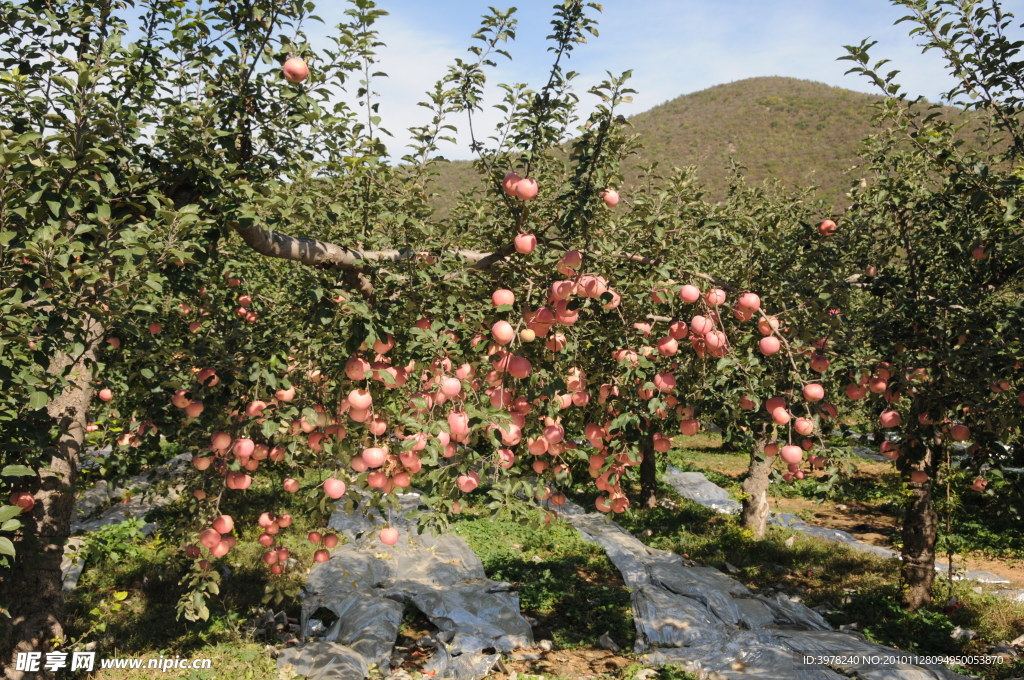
[113,1,1024,159]
[300,0,1024,159]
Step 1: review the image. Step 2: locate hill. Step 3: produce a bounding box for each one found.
[624,76,885,203]
[426,77,924,211]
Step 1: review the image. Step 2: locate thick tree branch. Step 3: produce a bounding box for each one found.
[232,220,514,297]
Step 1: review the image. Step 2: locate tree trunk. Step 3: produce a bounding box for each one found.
[901,440,938,611]
[639,426,658,509]
[1,320,101,680]
[741,435,772,539]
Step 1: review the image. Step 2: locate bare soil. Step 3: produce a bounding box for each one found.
[496,647,638,679]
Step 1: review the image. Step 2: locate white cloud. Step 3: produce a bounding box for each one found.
[299,0,1024,160]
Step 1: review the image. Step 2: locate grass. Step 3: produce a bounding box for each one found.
[61,433,1023,680]
[612,482,1024,679]
[64,470,334,678]
[673,433,723,451]
[84,642,277,680]
[669,436,1024,561]
[451,514,636,651]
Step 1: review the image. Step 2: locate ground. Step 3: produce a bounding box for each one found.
[64,436,1024,680]
[671,437,1024,588]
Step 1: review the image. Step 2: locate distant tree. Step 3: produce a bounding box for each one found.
[838,0,1024,609]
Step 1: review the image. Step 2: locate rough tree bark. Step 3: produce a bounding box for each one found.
[1,318,102,680]
[638,424,658,509]
[741,433,772,539]
[901,438,938,610]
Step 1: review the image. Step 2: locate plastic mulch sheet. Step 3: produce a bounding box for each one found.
[279,491,533,680]
[558,499,969,680]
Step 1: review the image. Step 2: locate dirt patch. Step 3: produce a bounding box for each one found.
[943,553,1024,588]
[692,456,748,478]
[772,497,900,546]
[497,647,637,679]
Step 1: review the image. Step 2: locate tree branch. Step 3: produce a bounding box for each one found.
[231,221,516,296]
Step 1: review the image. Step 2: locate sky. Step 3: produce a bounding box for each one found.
[299,0,1024,160]
[105,0,1024,160]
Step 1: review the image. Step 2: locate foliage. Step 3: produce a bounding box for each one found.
[830,0,1024,606]
[67,590,128,646]
[5,0,1024,668]
[73,518,147,571]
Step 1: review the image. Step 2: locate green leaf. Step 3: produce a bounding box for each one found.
[0,506,23,522]
[28,390,48,410]
[1,519,21,532]
[0,537,15,557]
[1,465,34,477]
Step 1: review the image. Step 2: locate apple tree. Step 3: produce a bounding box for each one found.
[836,0,1024,609]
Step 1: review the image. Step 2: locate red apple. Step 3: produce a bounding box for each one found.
[8,491,34,514]
[491,320,515,345]
[758,337,780,356]
[678,284,701,303]
[950,424,970,441]
[199,528,221,549]
[880,410,901,428]
[704,288,726,306]
[514,233,537,254]
[323,478,347,499]
[601,188,620,207]
[514,178,538,201]
[802,384,825,402]
[780,445,803,464]
[211,514,233,534]
[502,172,522,196]
[492,289,515,307]
[283,57,309,83]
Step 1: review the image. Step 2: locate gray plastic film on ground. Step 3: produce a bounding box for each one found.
[280,491,532,680]
[557,499,970,680]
